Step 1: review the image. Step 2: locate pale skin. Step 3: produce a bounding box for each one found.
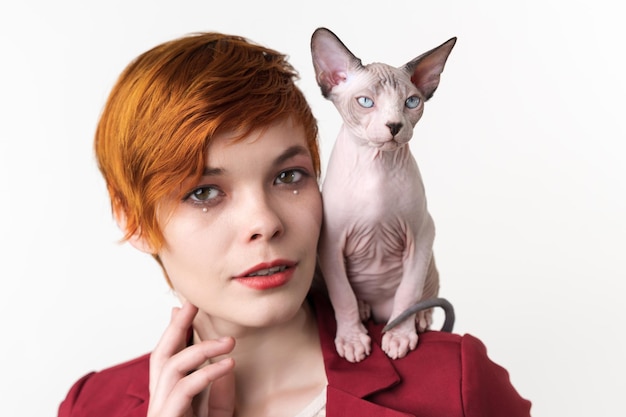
[124,118,328,417]
[311,28,454,362]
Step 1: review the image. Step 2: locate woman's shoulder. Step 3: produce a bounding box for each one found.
[58,353,150,417]
[386,331,531,416]
[401,329,493,361]
[311,291,531,416]
[386,330,505,382]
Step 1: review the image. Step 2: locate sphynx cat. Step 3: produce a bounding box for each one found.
[311,27,456,362]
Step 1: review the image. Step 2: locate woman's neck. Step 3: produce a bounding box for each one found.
[192,301,327,415]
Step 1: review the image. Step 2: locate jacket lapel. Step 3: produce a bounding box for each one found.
[312,291,416,417]
[327,386,415,417]
[124,354,150,416]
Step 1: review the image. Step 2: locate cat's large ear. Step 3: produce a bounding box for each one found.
[311,27,362,97]
[405,37,457,101]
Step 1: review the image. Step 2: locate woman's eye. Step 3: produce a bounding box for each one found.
[186,186,220,202]
[357,96,374,108]
[275,169,303,185]
[405,96,421,109]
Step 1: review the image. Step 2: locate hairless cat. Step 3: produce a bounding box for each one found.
[311,27,456,362]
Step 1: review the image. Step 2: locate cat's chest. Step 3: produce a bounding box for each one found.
[322,169,427,235]
[324,149,424,204]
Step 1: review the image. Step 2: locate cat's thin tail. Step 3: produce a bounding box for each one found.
[382,297,455,333]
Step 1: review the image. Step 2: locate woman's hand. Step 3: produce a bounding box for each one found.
[147,302,236,417]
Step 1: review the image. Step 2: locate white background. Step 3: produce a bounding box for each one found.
[1,1,624,416]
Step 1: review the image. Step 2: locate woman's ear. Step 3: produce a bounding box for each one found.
[127,230,155,254]
[113,207,156,254]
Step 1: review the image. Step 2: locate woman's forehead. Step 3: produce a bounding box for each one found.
[206,119,309,166]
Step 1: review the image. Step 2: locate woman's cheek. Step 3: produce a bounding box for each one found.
[309,190,323,239]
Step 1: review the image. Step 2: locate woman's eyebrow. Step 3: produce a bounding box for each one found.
[200,145,309,176]
[201,166,224,176]
[273,145,310,166]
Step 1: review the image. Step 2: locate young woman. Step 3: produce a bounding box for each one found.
[59,32,531,417]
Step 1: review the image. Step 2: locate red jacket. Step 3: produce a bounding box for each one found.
[59,294,531,416]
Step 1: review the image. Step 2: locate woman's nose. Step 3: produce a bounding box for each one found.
[240,192,284,242]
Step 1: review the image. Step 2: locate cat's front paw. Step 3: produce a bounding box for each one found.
[382,323,419,360]
[335,323,371,363]
[416,309,433,332]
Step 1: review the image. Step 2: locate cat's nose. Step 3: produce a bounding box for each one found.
[386,122,403,137]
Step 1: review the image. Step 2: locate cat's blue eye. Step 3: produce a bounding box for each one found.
[357,96,374,108]
[405,96,421,109]
[275,169,304,185]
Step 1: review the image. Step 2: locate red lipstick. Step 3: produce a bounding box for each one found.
[235,260,296,290]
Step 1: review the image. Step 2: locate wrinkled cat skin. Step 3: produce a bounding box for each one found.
[311,27,456,362]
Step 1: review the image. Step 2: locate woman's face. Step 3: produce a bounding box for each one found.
[156,118,322,332]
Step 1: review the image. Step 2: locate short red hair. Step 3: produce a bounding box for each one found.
[95,32,320,252]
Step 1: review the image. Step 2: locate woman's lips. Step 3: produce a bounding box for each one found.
[235,260,296,290]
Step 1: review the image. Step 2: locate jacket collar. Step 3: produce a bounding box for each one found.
[312,291,415,416]
[123,354,150,416]
[126,366,149,402]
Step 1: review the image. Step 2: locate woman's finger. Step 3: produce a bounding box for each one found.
[152,337,234,399]
[159,356,235,417]
[149,302,198,410]
[147,302,238,417]
[206,369,236,417]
